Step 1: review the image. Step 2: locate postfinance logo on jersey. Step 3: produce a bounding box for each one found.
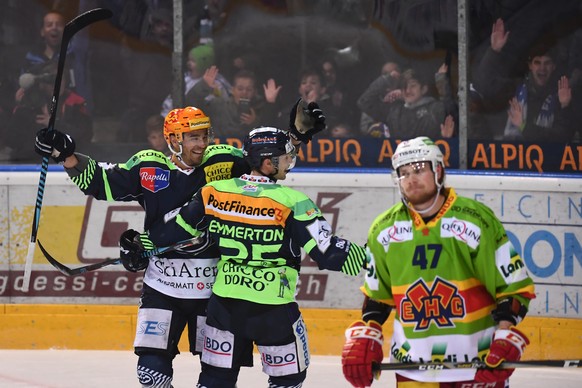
[205,192,286,224]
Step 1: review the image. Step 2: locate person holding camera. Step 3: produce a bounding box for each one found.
[186,67,282,140]
[9,61,91,162]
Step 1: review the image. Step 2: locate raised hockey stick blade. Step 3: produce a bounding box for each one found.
[38,236,206,277]
[374,359,582,371]
[20,8,113,292]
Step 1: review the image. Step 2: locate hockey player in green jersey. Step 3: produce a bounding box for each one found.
[138,127,368,387]
[341,136,535,387]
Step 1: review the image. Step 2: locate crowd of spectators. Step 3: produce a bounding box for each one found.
[0,0,580,164]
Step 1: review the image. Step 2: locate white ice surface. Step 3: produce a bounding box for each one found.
[0,350,580,387]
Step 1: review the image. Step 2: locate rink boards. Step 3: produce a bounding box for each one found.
[0,168,581,358]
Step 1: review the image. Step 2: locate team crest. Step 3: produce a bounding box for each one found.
[400,277,465,331]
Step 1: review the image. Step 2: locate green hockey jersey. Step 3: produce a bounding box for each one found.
[149,174,365,305]
[363,187,535,382]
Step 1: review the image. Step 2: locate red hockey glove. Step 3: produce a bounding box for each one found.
[342,320,384,387]
[475,326,529,383]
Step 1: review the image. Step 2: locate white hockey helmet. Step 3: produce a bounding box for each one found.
[392,136,444,175]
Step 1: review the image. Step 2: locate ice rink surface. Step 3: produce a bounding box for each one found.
[1,350,581,387]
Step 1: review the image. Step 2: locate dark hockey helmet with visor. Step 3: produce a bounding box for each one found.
[242,127,296,171]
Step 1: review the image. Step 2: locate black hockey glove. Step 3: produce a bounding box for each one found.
[288,98,327,144]
[119,229,154,272]
[35,128,76,163]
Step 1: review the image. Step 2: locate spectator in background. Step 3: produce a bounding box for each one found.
[186,0,228,48]
[293,67,347,133]
[8,61,92,162]
[320,57,354,127]
[357,64,455,140]
[381,61,401,78]
[20,10,65,72]
[18,9,93,111]
[118,7,173,142]
[187,68,282,139]
[359,60,401,137]
[162,44,231,117]
[504,46,574,142]
[224,49,261,85]
[329,122,354,138]
[474,19,575,142]
[467,83,502,140]
[559,28,582,141]
[145,114,168,154]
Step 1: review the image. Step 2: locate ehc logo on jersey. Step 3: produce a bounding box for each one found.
[140,167,170,193]
[400,277,465,331]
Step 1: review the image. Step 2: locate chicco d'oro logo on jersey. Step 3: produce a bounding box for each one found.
[140,167,170,193]
[204,162,233,183]
[400,277,465,331]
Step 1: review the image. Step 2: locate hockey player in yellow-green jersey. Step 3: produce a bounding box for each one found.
[341,137,535,388]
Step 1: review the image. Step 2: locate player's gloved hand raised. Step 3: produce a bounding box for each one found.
[288,98,326,144]
[342,320,384,387]
[475,326,529,383]
[119,229,155,272]
[34,128,75,163]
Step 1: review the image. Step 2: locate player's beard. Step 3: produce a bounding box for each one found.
[405,185,439,210]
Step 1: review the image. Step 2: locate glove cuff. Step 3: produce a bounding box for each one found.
[138,233,155,251]
[494,326,530,353]
[345,320,384,345]
[288,125,311,143]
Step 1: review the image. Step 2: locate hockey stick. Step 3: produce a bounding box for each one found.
[373,359,582,371]
[20,8,113,292]
[38,236,205,277]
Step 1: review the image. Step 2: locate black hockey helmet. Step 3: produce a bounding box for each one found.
[242,127,295,170]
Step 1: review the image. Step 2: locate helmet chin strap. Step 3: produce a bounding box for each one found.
[256,157,279,182]
[401,188,440,215]
[399,172,443,216]
[169,143,194,169]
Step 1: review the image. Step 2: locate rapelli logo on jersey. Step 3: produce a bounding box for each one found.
[139,167,170,193]
[400,277,465,331]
